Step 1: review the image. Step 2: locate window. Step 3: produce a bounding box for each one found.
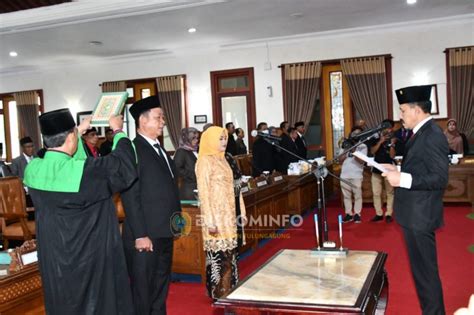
[211,68,256,151]
[303,57,392,160]
[0,90,43,161]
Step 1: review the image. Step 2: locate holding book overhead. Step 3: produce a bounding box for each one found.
[90,91,129,127]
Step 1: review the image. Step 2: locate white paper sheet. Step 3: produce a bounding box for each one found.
[352,151,388,173]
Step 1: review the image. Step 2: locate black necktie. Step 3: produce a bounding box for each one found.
[301,135,306,146]
[153,143,174,177]
[153,143,165,160]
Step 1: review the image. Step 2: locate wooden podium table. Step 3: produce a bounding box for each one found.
[0,263,44,314]
[215,249,388,314]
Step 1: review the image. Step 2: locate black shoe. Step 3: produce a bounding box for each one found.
[385,215,393,223]
[370,215,383,222]
[354,214,361,223]
[342,214,353,223]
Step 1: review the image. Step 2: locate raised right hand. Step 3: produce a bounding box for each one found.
[78,117,92,135]
[109,115,124,132]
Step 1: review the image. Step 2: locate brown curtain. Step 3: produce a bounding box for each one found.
[282,62,322,131]
[13,91,41,150]
[448,46,474,138]
[341,56,388,128]
[156,75,185,149]
[101,81,126,92]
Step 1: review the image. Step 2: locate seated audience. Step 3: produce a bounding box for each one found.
[251,122,275,177]
[444,118,464,154]
[225,122,237,155]
[340,126,367,223]
[174,127,200,200]
[11,136,36,179]
[81,127,100,157]
[196,126,246,300]
[99,128,114,156]
[235,128,247,155]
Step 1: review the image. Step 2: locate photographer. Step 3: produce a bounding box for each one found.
[369,119,396,223]
[340,126,367,223]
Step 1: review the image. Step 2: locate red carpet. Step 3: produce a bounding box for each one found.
[168,203,474,314]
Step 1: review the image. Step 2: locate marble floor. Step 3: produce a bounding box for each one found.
[227,249,378,306]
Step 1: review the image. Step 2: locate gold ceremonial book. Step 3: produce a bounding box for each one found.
[90,91,129,127]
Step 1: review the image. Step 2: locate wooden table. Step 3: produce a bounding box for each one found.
[0,263,44,315]
[215,249,388,314]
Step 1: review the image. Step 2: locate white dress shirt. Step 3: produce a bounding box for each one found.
[23,153,33,163]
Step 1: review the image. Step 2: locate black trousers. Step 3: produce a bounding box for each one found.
[124,237,174,315]
[402,227,445,315]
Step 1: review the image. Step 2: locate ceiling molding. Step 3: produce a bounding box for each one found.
[219,13,474,50]
[0,0,225,35]
[0,49,175,76]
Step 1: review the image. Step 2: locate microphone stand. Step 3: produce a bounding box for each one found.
[261,132,378,255]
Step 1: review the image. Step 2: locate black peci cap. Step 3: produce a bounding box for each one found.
[39,108,76,136]
[395,85,432,104]
[129,96,161,121]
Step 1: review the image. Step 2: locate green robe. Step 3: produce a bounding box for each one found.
[24,133,136,315]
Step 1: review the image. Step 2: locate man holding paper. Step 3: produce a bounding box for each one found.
[382,85,449,315]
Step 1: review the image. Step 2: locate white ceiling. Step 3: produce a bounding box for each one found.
[0,0,473,74]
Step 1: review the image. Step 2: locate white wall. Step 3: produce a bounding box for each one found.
[1,17,473,129]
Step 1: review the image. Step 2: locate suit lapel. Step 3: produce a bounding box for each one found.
[136,135,170,171]
[403,120,432,163]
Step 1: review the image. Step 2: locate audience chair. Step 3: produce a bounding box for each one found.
[113,193,125,234]
[0,177,35,249]
[235,154,253,176]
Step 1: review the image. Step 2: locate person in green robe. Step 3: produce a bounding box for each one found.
[23,108,136,314]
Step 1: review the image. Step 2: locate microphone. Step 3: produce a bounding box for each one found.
[351,121,391,140]
[250,130,281,141]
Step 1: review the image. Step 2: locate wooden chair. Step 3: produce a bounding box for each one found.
[113,193,125,234]
[234,154,253,176]
[0,177,36,249]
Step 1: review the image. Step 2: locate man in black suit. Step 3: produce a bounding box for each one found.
[251,122,275,177]
[122,96,182,315]
[225,122,237,155]
[11,136,36,179]
[294,121,307,159]
[383,85,448,315]
[99,128,114,156]
[276,127,299,174]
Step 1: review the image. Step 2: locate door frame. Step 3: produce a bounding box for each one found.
[210,67,256,147]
